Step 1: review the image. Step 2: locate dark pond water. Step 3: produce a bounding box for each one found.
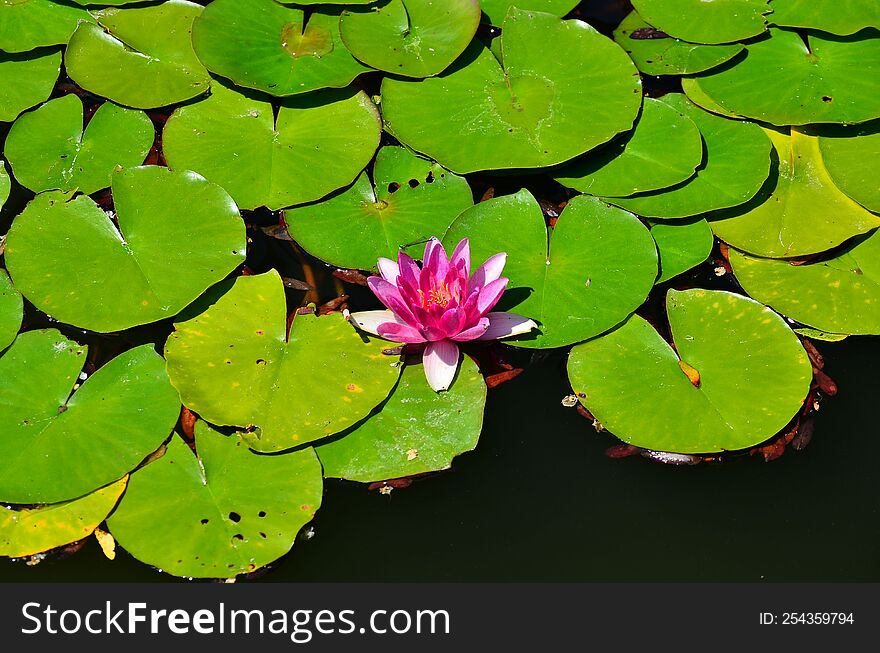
[4,331,878,583]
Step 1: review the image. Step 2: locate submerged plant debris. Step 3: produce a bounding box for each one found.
[0,0,876,579]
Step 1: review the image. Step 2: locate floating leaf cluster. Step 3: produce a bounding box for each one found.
[0,0,876,578]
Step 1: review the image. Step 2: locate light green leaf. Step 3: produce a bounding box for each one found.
[65,0,211,109]
[710,128,880,258]
[0,268,23,352]
[5,94,154,195]
[4,166,246,332]
[163,82,381,210]
[107,424,323,579]
[568,289,812,453]
[554,96,703,197]
[318,356,486,482]
[165,270,402,452]
[285,145,474,270]
[729,232,880,335]
[192,0,370,96]
[769,0,879,36]
[630,0,770,44]
[613,10,745,76]
[0,478,127,559]
[0,330,180,504]
[688,28,880,125]
[0,51,61,123]
[604,93,771,219]
[479,1,579,25]
[382,8,642,173]
[0,0,94,52]
[818,121,880,213]
[339,0,480,78]
[651,218,714,283]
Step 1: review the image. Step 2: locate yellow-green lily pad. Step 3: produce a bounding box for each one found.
[710,128,880,258]
[164,270,402,452]
[0,478,127,559]
[729,231,880,335]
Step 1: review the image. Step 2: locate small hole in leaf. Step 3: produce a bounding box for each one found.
[200,518,209,525]
[259,532,267,539]
[408,178,420,188]
[822,95,833,102]
[232,534,244,542]
[258,511,267,518]
[388,182,400,193]
[256,359,267,365]
[229,511,241,523]
[425,171,435,183]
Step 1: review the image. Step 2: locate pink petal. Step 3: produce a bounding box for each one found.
[476,277,508,315]
[449,238,470,277]
[438,308,465,338]
[397,251,421,291]
[451,317,490,342]
[377,322,427,344]
[423,237,449,280]
[477,312,537,340]
[377,257,400,284]
[349,310,398,336]
[367,277,420,327]
[468,252,507,293]
[423,340,460,392]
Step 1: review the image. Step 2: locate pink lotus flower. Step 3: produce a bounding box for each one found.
[350,238,537,392]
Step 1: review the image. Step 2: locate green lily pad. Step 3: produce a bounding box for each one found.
[651,218,714,283]
[568,289,812,453]
[339,0,480,78]
[382,8,642,173]
[65,0,211,109]
[629,0,770,44]
[318,356,486,482]
[818,122,880,213]
[729,233,880,335]
[613,10,745,76]
[554,96,703,197]
[769,0,879,36]
[5,94,154,195]
[604,93,771,219]
[688,28,880,126]
[0,268,23,352]
[163,82,381,210]
[285,145,474,271]
[0,329,180,504]
[165,270,402,453]
[192,0,370,97]
[710,128,880,258]
[442,190,658,349]
[69,0,159,4]
[480,1,578,25]
[0,0,94,52]
[680,76,741,118]
[4,166,246,333]
[0,478,127,559]
[107,423,322,579]
[0,51,61,123]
